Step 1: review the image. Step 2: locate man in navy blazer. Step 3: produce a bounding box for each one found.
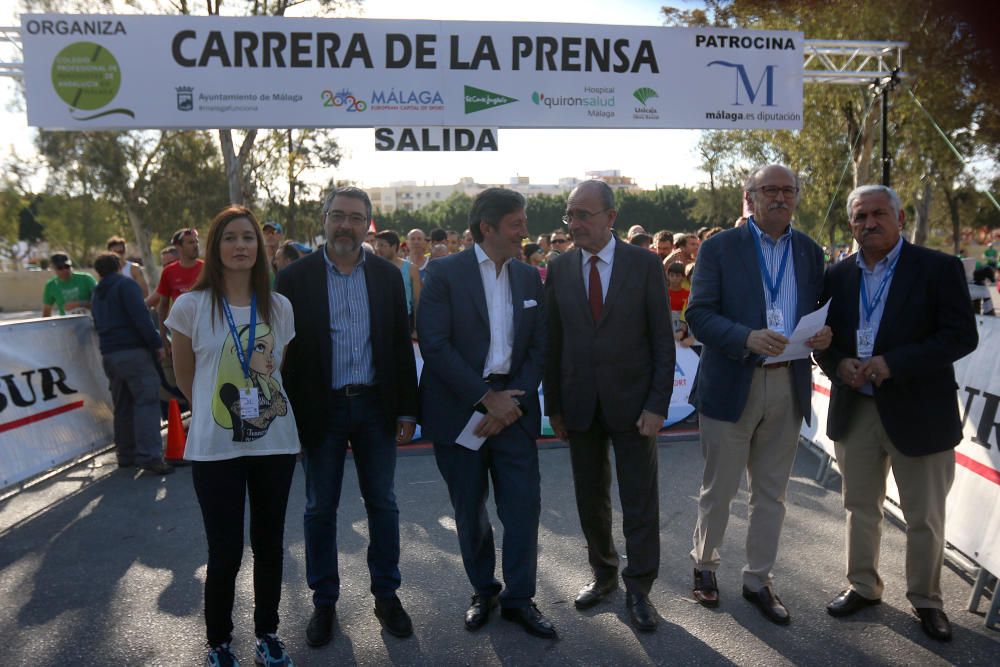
[276,186,419,647]
[417,188,554,639]
[685,164,831,625]
[816,185,977,641]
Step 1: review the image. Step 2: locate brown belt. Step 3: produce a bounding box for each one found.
[756,360,791,369]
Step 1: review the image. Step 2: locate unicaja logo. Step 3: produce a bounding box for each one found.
[633,87,658,105]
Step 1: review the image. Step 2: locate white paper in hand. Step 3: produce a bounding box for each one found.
[764,300,831,364]
[456,412,487,450]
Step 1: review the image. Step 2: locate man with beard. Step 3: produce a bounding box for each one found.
[685,164,830,625]
[276,186,419,648]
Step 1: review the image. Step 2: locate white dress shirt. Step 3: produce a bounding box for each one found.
[475,244,514,376]
[580,234,616,303]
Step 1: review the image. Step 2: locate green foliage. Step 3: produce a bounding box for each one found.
[35,193,122,266]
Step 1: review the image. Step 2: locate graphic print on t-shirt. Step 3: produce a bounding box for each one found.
[211,322,288,442]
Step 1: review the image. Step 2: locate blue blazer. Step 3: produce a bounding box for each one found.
[416,248,546,445]
[686,223,825,425]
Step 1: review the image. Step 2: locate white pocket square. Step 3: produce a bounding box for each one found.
[523,299,538,308]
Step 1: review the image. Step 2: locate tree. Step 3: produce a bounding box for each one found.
[34,193,121,266]
[249,130,343,238]
[34,130,227,284]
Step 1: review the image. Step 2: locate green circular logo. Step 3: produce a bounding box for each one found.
[51,42,121,110]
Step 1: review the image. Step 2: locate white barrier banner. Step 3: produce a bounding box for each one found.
[0,316,114,489]
[801,316,1000,575]
[22,14,803,130]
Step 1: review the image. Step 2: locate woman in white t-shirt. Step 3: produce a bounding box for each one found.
[166,205,299,667]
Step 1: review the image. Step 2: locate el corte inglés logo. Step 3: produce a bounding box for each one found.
[464,85,517,114]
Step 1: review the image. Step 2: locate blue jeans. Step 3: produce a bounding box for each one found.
[302,390,401,606]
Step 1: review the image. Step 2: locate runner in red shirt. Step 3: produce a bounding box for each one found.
[157,228,203,354]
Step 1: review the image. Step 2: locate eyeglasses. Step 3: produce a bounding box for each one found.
[751,186,799,199]
[551,238,569,244]
[326,211,368,225]
[562,208,610,224]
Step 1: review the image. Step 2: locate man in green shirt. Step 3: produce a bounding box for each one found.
[42,252,97,317]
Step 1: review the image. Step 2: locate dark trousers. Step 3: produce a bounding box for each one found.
[568,402,660,594]
[192,454,297,646]
[433,425,541,609]
[101,347,163,465]
[302,390,401,607]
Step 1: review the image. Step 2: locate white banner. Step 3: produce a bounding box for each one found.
[0,316,114,489]
[801,316,1000,576]
[22,14,803,130]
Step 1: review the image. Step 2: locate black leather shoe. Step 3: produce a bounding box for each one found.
[914,607,952,641]
[827,589,881,617]
[500,603,558,639]
[374,595,413,638]
[574,579,618,609]
[742,585,791,625]
[626,592,658,632]
[465,593,499,631]
[693,569,720,608]
[306,604,335,647]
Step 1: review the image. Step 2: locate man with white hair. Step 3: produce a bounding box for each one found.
[816,184,978,642]
[685,164,831,625]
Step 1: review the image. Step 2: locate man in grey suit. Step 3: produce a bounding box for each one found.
[685,164,831,625]
[543,179,674,632]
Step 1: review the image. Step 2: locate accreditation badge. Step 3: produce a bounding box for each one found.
[766,307,785,334]
[856,327,875,359]
[239,387,260,419]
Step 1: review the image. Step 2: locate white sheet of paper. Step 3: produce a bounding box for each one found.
[456,412,487,450]
[763,300,831,364]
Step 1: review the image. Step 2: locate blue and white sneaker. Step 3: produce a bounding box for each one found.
[205,642,240,667]
[254,633,294,666]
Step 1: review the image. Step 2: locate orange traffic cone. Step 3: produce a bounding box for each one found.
[165,399,187,463]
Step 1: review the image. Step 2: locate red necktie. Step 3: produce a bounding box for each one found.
[589,255,603,322]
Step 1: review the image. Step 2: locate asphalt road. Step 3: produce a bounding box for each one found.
[0,435,997,666]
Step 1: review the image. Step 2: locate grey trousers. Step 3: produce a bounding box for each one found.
[102,347,164,465]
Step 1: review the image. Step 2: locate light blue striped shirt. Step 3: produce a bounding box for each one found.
[855,236,904,395]
[323,247,375,389]
[748,216,798,337]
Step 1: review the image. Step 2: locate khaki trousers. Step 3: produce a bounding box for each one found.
[691,367,802,590]
[834,397,955,609]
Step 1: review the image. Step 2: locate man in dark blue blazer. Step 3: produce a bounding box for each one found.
[417,188,553,639]
[816,185,977,641]
[686,164,831,625]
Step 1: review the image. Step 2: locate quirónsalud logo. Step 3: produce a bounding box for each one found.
[633,87,658,106]
[50,42,135,121]
[464,85,517,113]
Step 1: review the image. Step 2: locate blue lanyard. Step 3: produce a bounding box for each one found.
[222,294,256,381]
[859,257,899,325]
[751,223,791,306]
